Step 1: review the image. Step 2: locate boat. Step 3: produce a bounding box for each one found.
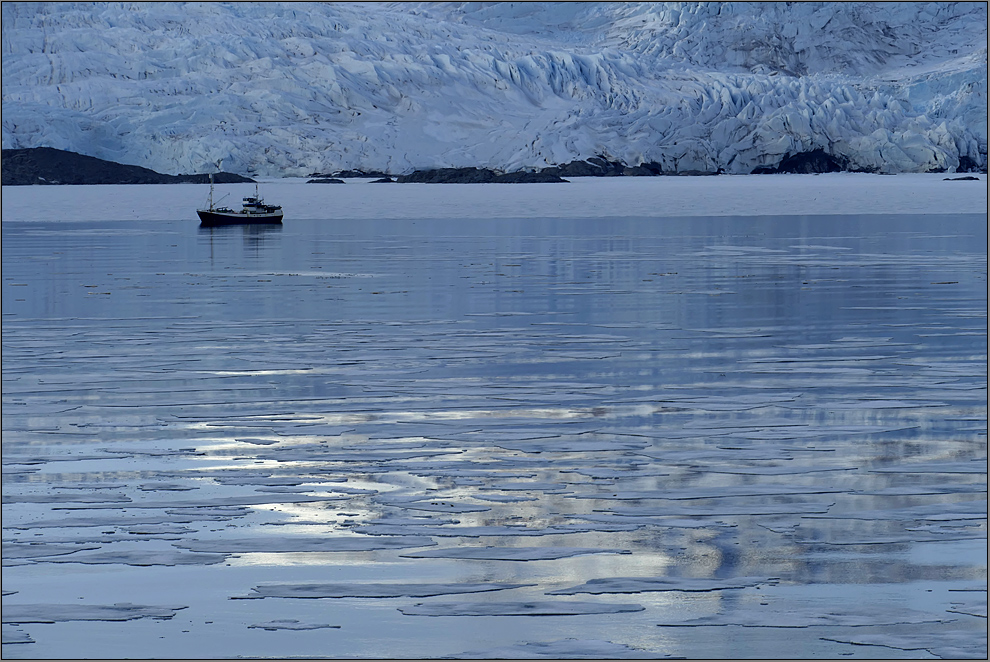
[197,174,283,225]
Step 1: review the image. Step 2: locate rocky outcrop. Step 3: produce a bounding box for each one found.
[309,169,389,179]
[751,150,849,174]
[957,156,988,174]
[1,147,254,185]
[491,171,568,183]
[397,167,497,183]
[540,157,720,177]
[542,157,626,177]
[396,167,567,183]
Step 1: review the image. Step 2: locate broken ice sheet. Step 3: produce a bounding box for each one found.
[549,576,775,595]
[659,392,802,411]
[379,496,491,513]
[353,520,641,537]
[632,447,797,462]
[1,626,34,645]
[593,502,836,517]
[2,543,102,560]
[491,437,649,453]
[1,603,187,624]
[175,536,436,553]
[576,513,736,529]
[568,485,847,501]
[122,524,196,535]
[43,549,229,566]
[798,399,948,410]
[399,601,645,616]
[3,211,987,659]
[249,448,463,463]
[52,493,347,509]
[656,604,951,627]
[234,582,532,599]
[705,466,855,476]
[802,502,987,524]
[235,438,280,445]
[399,546,631,561]
[0,492,133,504]
[821,631,988,659]
[273,424,355,436]
[559,466,664,479]
[853,484,987,497]
[211,474,312,486]
[796,530,986,546]
[136,482,198,491]
[247,619,340,630]
[906,522,986,535]
[472,493,538,502]
[868,460,987,474]
[724,424,919,440]
[947,596,987,618]
[449,637,662,659]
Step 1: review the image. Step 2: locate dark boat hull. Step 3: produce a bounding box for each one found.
[198,209,283,226]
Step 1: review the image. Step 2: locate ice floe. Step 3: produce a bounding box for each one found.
[44,549,229,567]
[549,576,775,595]
[247,620,341,631]
[0,628,34,645]
[656,605,951,628]
[399,601,646,617]
[449,637,662,659]
[234,582,533,600]
[821,630,988,659]
[399,546,631,561]
[175,536,437,553]
[1,603,187,624]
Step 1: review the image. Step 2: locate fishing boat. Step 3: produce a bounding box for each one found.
[197,174,283,225]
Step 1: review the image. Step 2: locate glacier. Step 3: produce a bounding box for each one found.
[1,1,987,178]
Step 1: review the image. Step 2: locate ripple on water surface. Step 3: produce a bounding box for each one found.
[2,213,986,659]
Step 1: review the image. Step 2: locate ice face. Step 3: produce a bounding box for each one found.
[1,2,986,176]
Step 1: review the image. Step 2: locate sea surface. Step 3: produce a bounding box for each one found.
[2,206,987,658]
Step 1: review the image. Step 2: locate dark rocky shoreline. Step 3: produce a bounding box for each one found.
[4,146,985,186]
[1,147,254,185]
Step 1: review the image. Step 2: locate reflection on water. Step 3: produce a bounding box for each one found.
[1,213,986,659]
[197,222,283,241]
[198,223,283,261]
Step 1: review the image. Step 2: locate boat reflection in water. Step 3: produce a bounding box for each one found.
[199,221,282,260]
[197,174,283,226]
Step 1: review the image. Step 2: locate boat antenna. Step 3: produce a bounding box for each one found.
[208,158,223,211]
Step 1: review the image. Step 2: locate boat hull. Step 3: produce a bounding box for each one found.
[198,209,283,226]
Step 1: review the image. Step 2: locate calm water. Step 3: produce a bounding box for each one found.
[2,213,987,659]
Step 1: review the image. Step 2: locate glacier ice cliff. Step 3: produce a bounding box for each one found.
[1,1,986,177]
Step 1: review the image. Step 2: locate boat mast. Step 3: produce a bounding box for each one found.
[208,173,215,211]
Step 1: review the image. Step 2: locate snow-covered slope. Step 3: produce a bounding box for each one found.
[2,1,986,177]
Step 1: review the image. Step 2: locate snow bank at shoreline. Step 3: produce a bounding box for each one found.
[1,173,986,223]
